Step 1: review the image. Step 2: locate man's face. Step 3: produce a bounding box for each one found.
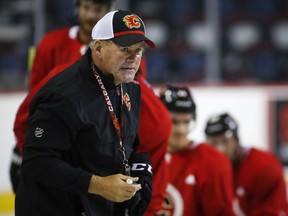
[206,133,238,162]
[97,41,144,85]
[78,1,110,35]
[169,112,195,152]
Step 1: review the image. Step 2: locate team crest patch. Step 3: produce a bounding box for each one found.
[34,127,44,138]
[123,15,141,29]
[123,93,131,111]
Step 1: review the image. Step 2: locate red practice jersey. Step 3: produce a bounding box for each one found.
[29,26,87,90]
[234,148,288,216]
[159,142,235,216]
[137,78,172,215]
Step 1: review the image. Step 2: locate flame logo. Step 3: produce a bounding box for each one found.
[123,93,131,111]
[123,15,141,29]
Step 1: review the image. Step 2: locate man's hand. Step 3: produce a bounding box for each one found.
[88,174,141,202]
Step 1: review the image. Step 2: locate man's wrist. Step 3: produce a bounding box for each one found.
[88,175,103,195]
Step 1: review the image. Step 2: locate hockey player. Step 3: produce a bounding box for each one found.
[158,85,235,216]
[28,0,113,89]
[205,113,288,215]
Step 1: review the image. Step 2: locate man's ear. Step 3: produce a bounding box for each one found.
[92,40,103,59]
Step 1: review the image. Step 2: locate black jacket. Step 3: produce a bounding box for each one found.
[15,49,141,216]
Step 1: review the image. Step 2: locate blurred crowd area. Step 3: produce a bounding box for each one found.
[1,0,288,89]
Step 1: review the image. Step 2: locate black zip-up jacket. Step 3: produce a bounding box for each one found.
[15,48,141,216]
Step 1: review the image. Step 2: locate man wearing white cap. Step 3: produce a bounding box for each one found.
[15,10,154,216]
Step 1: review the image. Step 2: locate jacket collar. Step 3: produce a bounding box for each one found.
[80,48,117,89]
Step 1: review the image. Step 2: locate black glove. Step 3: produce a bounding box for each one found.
[9,146,22,193]
[114,152,152,216]
[128,152,153,216]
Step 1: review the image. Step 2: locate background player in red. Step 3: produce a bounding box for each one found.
[205,113,288,216]
[158,85,235,216]
[10,1,171,215]
[28,0,113,90]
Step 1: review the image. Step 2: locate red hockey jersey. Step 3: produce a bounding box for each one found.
[159,142,235,216]
[234,148,288,216]
[29,26,86,90]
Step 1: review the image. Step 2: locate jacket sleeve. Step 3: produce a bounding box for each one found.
[22,93,92,194]
[14,63,72,155]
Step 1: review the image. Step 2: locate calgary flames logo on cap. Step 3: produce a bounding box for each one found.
[123,15,141,29]
[123,93,131,111]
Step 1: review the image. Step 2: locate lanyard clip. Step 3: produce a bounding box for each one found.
[124,162,131,176]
